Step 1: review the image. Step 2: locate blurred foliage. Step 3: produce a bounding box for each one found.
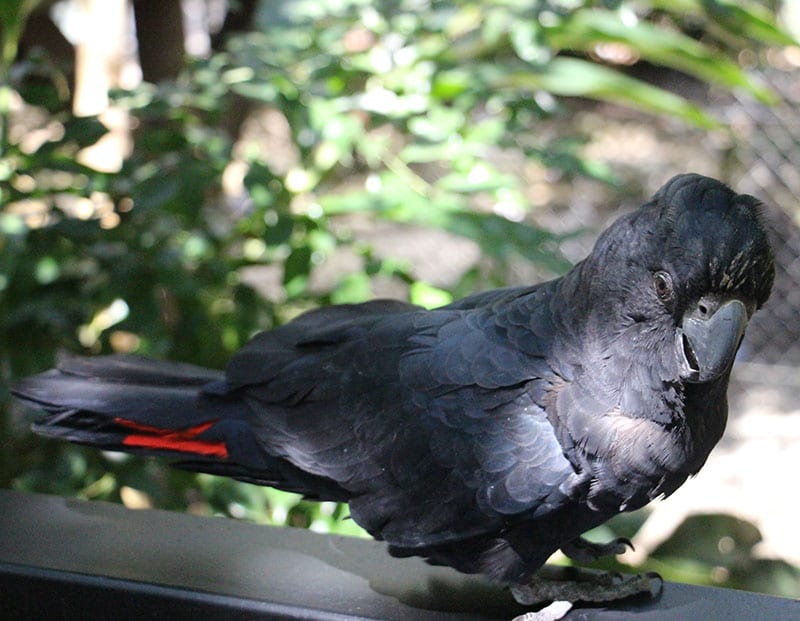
[0,0,797,598]
[584,513,800,598]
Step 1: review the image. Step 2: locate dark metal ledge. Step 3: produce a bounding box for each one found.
[0,490,796,620]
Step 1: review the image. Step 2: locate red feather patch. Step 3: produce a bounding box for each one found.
[114,418,229,458]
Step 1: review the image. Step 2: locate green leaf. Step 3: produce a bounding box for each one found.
[650,0,798,47]
[60,116,110,149]
[283,245,312,297]
[263,214,294,246]
[399,141,463,164]
[243,162,279,209]
[0,0,43,67]
[494,57,720,128]
[320,181,570,273]
[131,173,181,211]
[33,116,109,157]
[543,10,776,104]
[318,190,377,215]
[409,282,453,309]
[231,80,281,103]
[16,69,67,112]
[426,210,572,273]
[524,138,618,184]
[431,68,473,100]
[408,107,466,141]
[436,165,516,194]
[331,272,372,304]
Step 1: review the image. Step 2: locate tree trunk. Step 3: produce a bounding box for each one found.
[133,0,185,83]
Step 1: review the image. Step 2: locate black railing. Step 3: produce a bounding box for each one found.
[0,490,795,620]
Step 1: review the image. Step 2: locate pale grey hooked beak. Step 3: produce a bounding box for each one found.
[680,299,748,383]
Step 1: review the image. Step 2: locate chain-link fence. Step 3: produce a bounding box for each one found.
[722,68,800,368]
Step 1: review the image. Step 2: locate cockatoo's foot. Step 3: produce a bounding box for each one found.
[510,564,662,608]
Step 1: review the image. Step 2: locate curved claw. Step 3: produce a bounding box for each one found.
[645,571,665,598]
[611,537,635,555]
[560,536,634,562]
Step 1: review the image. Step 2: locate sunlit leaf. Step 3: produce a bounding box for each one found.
[410,281,453,308]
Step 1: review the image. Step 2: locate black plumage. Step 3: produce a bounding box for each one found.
[12,173,774,603]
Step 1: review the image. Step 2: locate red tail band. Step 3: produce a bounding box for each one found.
[114,418,229,458]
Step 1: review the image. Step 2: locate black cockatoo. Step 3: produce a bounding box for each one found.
[12,173,775,608]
